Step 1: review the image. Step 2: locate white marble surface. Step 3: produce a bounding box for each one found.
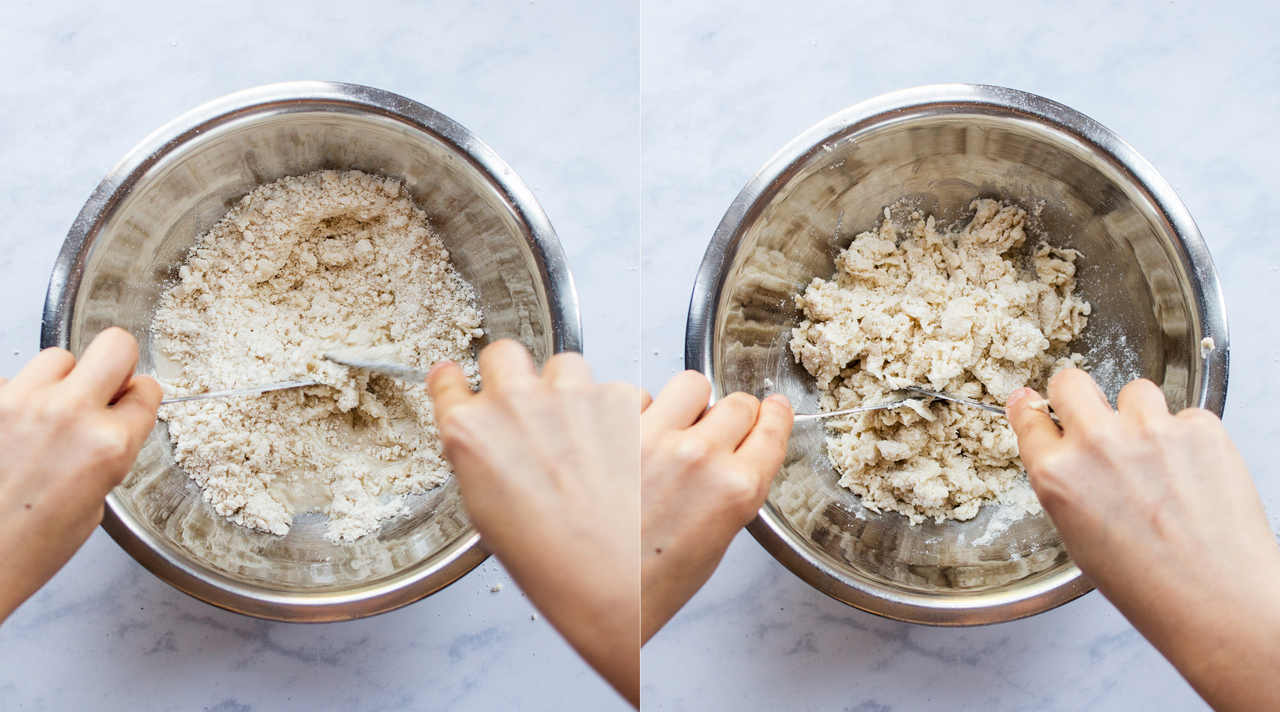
[8,0,1280,709]
[640,1,1280,710]
[0,1,637,710]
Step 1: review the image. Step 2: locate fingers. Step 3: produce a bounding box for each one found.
[1116,379,1171,422]
[1046,368,1114,431]
[640,389,653,412]
[427,360,475,417]
[689,392,760,452]
[108,375,163,444]
[642,370,712,431]
[542,351,593,386]
[9,346,76,389]
[733,393,794,482]
[1175,406,1221,425]
[107,376,133,405]
[62,328,140,405]
[477,339,538,388]
[1006,387,1062,464]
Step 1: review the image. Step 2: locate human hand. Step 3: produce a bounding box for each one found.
[0,328,162,622]
[427,340,640,707]
[640,370,792,643]
[1007,368,1280,712]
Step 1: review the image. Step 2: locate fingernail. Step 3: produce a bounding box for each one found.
[1006,387,1035,409]
[426,361,454,379]
[766,392,792,408]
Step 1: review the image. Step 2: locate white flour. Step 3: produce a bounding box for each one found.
[153,170,482,542]
[790,200,1090,525]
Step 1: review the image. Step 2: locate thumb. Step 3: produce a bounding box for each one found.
[110,375,163,436]
[1006,387,1062,469]
[732,393,794,505]
[427,361,475,420]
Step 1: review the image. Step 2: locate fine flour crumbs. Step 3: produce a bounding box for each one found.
[153,170,483,542]
[790,199,1091,525]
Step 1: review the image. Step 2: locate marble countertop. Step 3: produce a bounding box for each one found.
[0,2,637,710]
[640,1,1278,710]
[4,1,1278,710]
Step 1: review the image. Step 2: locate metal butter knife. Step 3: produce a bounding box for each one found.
[159,352,428,405]
[321,352,429,383]
[791,386,1059,424]
[161,380,321,405]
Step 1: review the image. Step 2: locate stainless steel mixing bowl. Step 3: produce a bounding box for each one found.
[686,84,1229,625]
[41,82,581,621]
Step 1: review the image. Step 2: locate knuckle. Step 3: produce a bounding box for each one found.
[600,381,639,402]
[1072,419,1114,448]
[671,435,716,469]
[1029,450,1069,482]
[753,419,791,447]
[720,473,767,518]
[436,424,471,455]
[548,351,586,369]
[1174,408,1229,446]
[436,404,487,452]
[43,347,76,368]
[434,402,468,437]
[1024,453,1076,508]
[1049,367,1084,388]
[676,370,711,389]
[1176,407,1220,426]
[489,338,523,353]
[591,382,641,416]
[90,427,132,464]
[1149,418,1178,440]
[39,393,85,426]
[716,393,760,418]
[1120,378,1152,394]
[482,380,532,406]
[548,377,584,396]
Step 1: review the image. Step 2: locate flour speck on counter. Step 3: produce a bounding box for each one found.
[153,170,483,542]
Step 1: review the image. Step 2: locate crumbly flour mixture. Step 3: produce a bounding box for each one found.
[790,200,1090,524]
[154,170,482,542]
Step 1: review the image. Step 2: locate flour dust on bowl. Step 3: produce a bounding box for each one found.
[42,82,581,621]
[685,84,1228,625]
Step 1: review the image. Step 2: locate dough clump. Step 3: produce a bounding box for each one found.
[790,200,1090,524]
[153,170,483,542]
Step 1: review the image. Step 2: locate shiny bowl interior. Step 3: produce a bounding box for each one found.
[686,85,1228,625]
[42,82,581,621]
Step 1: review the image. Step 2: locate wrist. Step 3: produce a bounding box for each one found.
[1111,554,1280,712]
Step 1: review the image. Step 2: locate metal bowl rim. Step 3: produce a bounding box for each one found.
[685,83,1230,625]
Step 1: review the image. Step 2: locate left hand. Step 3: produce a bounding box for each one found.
[0,327,162,622]
[640,371,792,643]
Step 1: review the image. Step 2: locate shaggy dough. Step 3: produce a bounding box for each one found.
[790,200,1090,524]
[153,170,483,542]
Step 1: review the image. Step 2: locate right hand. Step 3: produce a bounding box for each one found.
[1007,368,1280,712]
[0,327,162,622]
[427,340,640,707]
[640,371,792,643]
